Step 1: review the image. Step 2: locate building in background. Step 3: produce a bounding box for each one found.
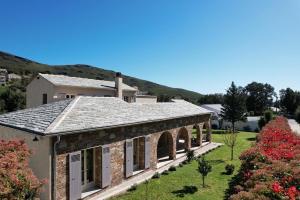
[200,104,260,132]
[26,72,159,108]
[0,68,8,85]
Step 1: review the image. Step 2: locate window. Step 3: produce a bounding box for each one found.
[104,95,112,97]
[42,93,47,104]
[71,95,75,99]
[123,96,129,102]
[81,148,95,191]
[66,95,70,99]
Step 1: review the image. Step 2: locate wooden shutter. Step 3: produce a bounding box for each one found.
[125,139,133,178]
[69,151,81,200]
[144,135,151,169]
[101,145,111,188]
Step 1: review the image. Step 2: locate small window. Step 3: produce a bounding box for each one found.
[104,95,112,97]
[71,95,75,99]
[42,93,47,104]
[123,96,129,102]
[66,95,70,99]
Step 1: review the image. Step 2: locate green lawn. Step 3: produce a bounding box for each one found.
[111,132,256,200]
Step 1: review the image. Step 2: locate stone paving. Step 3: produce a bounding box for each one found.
[90,142,222,200]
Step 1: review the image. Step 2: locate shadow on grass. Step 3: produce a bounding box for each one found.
[208,159,225,165]
[246,137,256,141]
[224,171,244,200]
[172,186,198,198]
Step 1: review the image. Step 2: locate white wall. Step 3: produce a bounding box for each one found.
[26,76,55,108]
[0,126,52,200]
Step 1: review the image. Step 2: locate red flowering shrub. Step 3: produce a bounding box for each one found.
[229,117,300,200]
[0,139,45,199]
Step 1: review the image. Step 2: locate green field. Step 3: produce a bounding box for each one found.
[111,132,256,200]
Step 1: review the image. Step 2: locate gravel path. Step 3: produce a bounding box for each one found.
[288,119,300,136]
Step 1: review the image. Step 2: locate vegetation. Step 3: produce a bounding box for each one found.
[258,110,274,130]
[225,164,235,175]
[0,139,45,199]
[228,117,300,200]
[198,157,212,187]
[0,51,203,105]
[221,82,247,132]
[186,149,195,163]
[223,131,238,161]
[295,106,300,124]
[280,88,300,116]
[197,93,224,105]
[111,132,256,200]
[244,82,275,116]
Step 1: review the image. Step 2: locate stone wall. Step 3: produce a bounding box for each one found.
[54,114,211,199]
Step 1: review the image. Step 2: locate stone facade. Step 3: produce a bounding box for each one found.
[55,114,211,199]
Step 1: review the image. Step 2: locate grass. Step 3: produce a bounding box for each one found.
[110,132,256,200]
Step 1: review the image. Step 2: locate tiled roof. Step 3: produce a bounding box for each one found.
[201,104,223,115]
[40,73,137,91]
[0,97,211,135]
[0,100,72,134]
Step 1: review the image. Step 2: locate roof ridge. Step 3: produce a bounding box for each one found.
[44,96,81,133]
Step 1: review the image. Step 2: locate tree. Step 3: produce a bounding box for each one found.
[295,106,300,124]
[280,88,300,116]
[0,139,45,199]
[198,157,212,187]
[244,82,275,115]
[223,131,238,160]
[221,82,247,132]
[197,94,224,105]
[0,87,25,112]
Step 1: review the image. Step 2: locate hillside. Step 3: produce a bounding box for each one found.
[0,51,202,103]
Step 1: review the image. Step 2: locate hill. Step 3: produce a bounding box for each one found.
[0,51,202,103]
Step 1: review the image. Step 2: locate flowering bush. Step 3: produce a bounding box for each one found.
[0,139,45,199]
[229,117,300,200]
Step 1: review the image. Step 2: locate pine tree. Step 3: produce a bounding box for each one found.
[221,82,247,133]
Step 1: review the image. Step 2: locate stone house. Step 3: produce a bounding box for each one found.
[26,73,157,108]
[0,97,212,200]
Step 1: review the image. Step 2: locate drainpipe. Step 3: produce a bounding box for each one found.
[52,136,61,200]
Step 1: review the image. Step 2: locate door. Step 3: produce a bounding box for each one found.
[144,135,151,169]
[125,139,133,178]
[69,151,81,200]
[101,145,111,188]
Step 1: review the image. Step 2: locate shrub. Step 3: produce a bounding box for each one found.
[186,149,195,163]
[258,117,266,130]
[169,166,176,172]
[179,163,183,168]
[228,117,300,199]
[225,164,235,175]
[152,172,160,179]
[182,160,188,165]
[264,110,273,123]
[162,170,169,175]
[128,184,138,191]
[0,139,45,199]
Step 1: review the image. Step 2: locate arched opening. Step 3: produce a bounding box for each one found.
[176,128,190,156]
[192,125,201,147]
[157,132,174,163]
[202,122,211,143]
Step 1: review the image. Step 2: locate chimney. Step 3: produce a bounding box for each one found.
[115,72,123,98]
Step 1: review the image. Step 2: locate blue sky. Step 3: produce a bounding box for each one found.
[0,0,300,94]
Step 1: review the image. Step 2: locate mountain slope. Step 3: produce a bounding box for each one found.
[0,51,202,103]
